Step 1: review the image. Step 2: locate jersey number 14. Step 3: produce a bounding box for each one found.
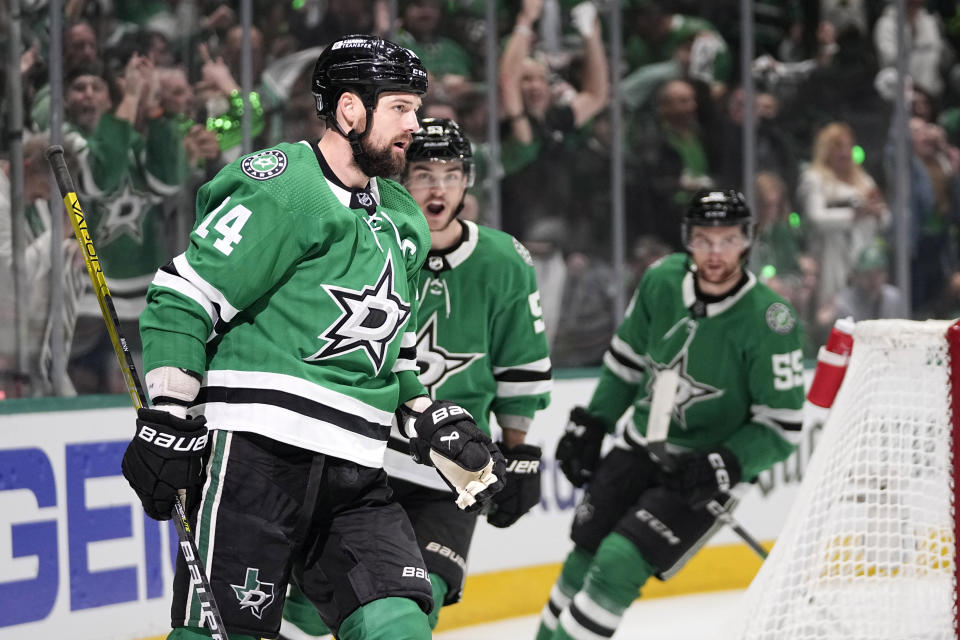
[196,197,254,256]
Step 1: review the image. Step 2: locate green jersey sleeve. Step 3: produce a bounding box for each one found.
[587,278,652,430]
[140,170,309,373]
[723,300,805,480]
[489,257,552,420]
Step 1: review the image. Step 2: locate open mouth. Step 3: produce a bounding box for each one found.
[426,202,446,215]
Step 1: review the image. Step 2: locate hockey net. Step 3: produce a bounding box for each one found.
[731,319,960,640]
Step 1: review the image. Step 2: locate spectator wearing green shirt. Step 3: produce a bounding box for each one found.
[629,78,719,249]
[396,0,475,103]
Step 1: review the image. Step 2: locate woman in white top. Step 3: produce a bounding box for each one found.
[797,121,890,305]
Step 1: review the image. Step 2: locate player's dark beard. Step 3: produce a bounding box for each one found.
[698,261,742,288]
[354,133,406,178]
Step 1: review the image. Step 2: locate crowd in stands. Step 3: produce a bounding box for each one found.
[3,0,960,397]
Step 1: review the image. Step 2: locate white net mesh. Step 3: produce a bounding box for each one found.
[731,319,957,640]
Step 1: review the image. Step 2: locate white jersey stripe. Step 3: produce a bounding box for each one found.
[194,402,388,467]
[492,356,552,374]
[496,378,553,398]
[401,331,417,347]
[391,359,419,372]
[752,414,804,446]
[603,352,645,383]
[173,254,242,323]
[751,404,804,425]
[205,369,394,426]
[153,269,219,329]
[609,335,646,368]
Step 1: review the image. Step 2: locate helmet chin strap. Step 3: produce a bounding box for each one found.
[330,106,376,169]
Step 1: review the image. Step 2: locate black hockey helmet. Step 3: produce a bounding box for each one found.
[681,189,754,247]
[405,117,475,187]
[312,34,428,122]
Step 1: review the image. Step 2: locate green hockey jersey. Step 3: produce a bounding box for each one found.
[588,253,804,481]
[383,220,552,490]
[140,141,431,468]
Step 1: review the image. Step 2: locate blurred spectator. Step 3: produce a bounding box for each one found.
[623,0,731,95]
[62,54,189,394]
[397,0,474,103]
[195,43,266,162]
[498,0,609,241]
[626,234,671,293]
[902,116,960,313]
[821,0,873,39]
[629,78,718,249]
[287,0,387,50]
[30,20,103,130]
[795,253,828,358]
[0,135,83,397]
[832,241,908,321]
[798,121,890,305]
[717,87,798,194]
[523,217,618,368]
[753,171,806,285]
[874,0,954,99]
[782,25,888,175]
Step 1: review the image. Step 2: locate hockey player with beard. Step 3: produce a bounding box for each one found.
[280,119,552,637]
[121,36,506,640]
[535,190,805,640]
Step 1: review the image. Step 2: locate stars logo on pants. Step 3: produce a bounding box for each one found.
[305,254,411,373]
[231,567,275,619]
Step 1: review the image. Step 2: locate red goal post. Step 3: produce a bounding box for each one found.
[730,318,960,640]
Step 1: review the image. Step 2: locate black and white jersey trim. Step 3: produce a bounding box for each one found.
[491,357,553,398]
[603,335,647,383]
[196,385,388,441]
[152,255,238,339]
[191,369,395,467]
[391,332,419,373]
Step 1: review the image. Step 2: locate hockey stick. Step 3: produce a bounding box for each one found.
[45,145,229,639]
[646,368,769,560]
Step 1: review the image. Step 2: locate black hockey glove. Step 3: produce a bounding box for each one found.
[406,400,507,512]
[486,442,542,528]
[659,447,742,508]
[121,408,209,521]
[555,407,607,487]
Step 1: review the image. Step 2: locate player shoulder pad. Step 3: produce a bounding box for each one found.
[478,225,536,269]
[643,252,687,282]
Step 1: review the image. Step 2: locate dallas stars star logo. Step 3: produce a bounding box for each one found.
[415,312,483,395]
[646,351,723,427]
[96,181,160,243]
[305,254,410,373]
[231,567,275,619]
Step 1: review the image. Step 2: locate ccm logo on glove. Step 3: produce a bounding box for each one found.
[708,452,731,493]
[136,424,208,453]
